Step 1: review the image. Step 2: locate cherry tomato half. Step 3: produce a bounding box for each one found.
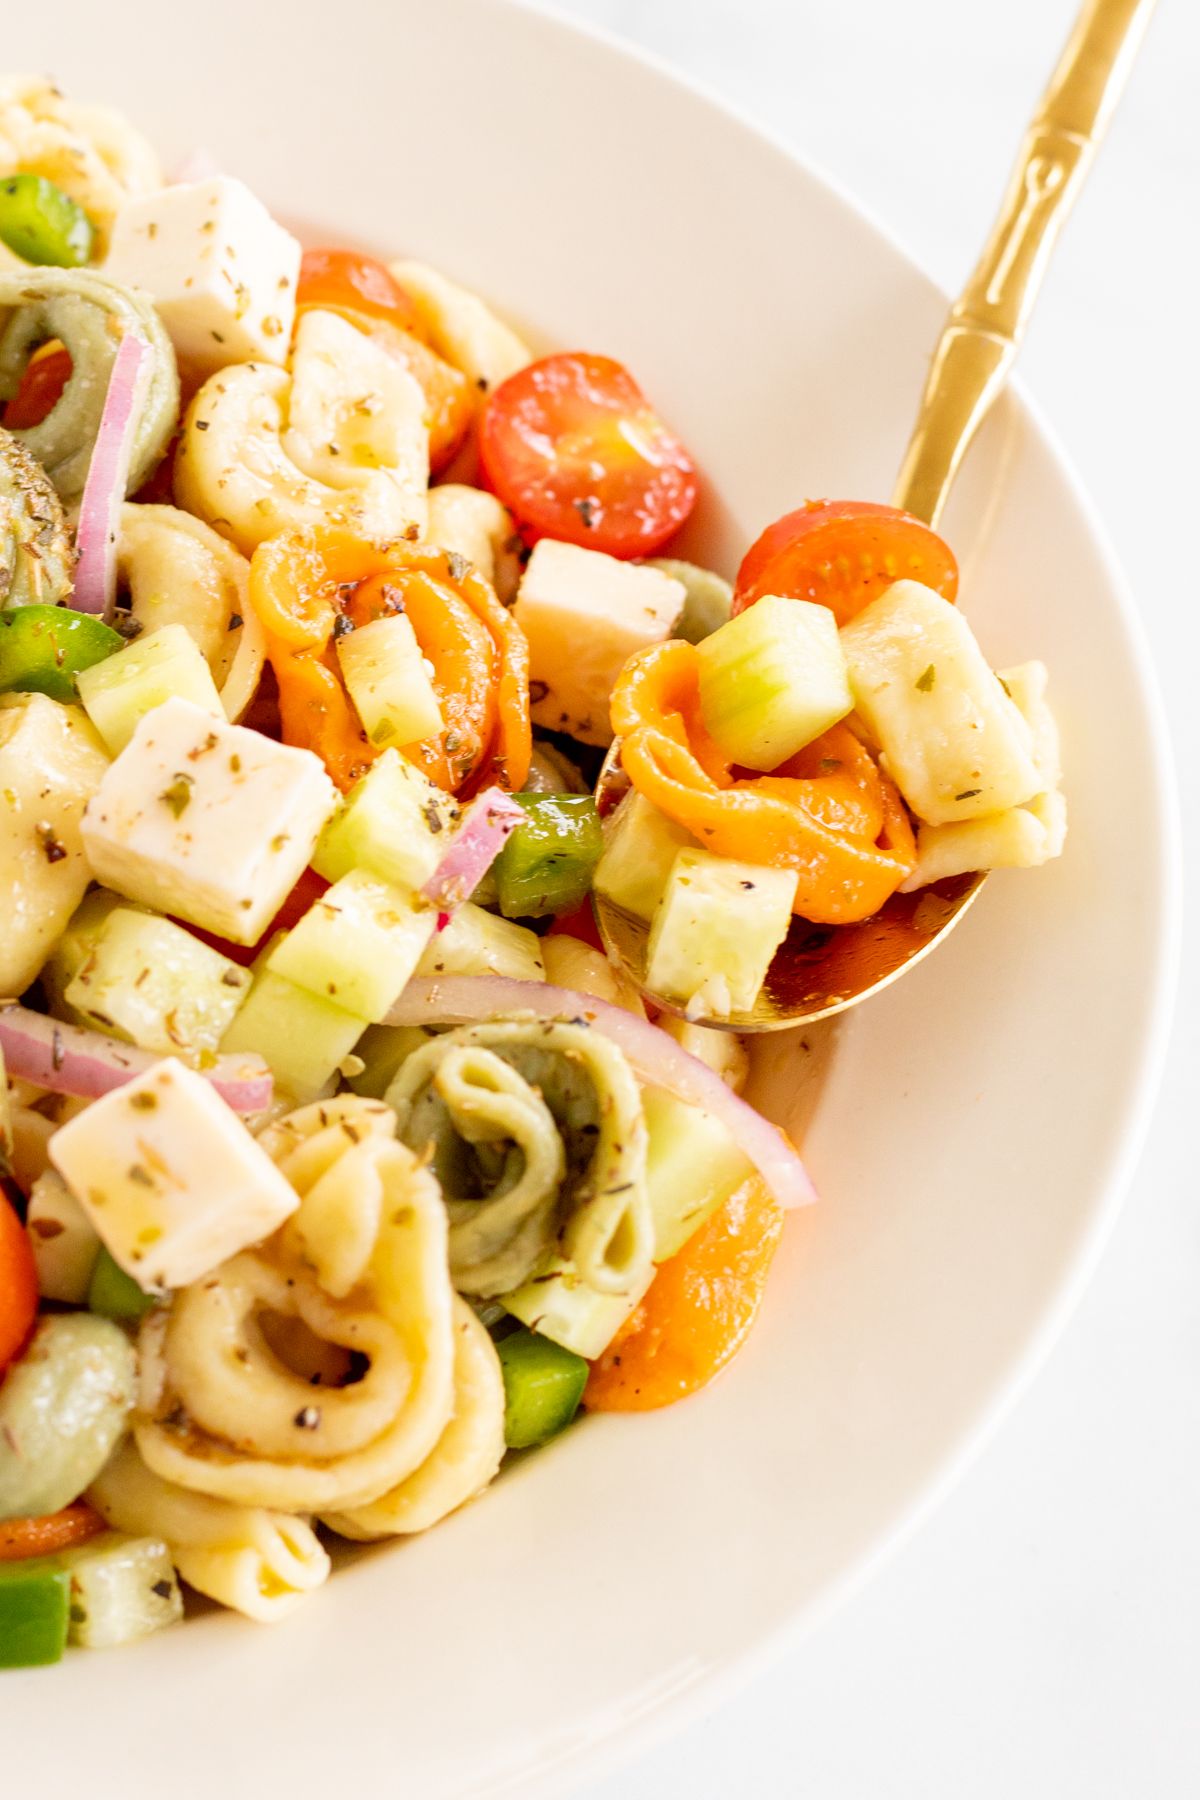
[296,248,422,337]
[733,499,958,628]
[479,351,699,558]
[3,344,72,430]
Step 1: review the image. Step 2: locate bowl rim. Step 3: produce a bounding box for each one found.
[489,3,1182,1792]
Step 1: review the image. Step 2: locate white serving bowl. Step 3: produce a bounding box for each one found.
[8,2,1177,1794]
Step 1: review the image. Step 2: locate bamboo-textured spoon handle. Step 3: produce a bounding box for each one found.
[892,0,1157,528]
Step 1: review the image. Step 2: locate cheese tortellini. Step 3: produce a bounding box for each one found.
[426,483,521,604]
[0,692,109,997]
[0,76,162,254]
[175,309,430,555]
[135,1096,459,1514]
[90,1440,330,1624]
[117,503,264,720]
[386,1021,654,1300]
[324,1297,505,1541]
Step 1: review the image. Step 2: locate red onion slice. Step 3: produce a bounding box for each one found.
[420,787,525,923]
[386,976,816,1210]
[72,331,149,620]
[0,1006,273,1115]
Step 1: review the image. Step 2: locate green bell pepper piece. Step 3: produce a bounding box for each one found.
[0,605,124,702]
[493,794,603,920]
[0,175,94,269]
[87,1247,156,1324]
[0,1557,70,1668]
[496,1326,589,1449]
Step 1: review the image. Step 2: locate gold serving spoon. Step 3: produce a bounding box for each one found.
[594,0,1156,1031]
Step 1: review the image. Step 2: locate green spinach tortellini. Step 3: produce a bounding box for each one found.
[0,266,178,499]
[386,1021,654,1300]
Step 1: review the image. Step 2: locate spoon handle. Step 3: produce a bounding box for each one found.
[892,0,1156,528]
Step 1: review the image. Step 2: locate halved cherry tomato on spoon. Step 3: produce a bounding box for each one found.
[479,351,699,557]
[733,499,958,628]
[296,248,423,336]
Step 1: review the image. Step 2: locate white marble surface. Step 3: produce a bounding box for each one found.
[542,1,1200,1795]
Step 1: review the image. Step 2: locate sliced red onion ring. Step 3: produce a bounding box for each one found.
[72,332,150,620]
[0,1006,273,1115]
[420,787,525,923]
[386,976,816,1210]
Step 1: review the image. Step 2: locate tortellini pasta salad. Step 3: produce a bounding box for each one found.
[0,78,1065,1666]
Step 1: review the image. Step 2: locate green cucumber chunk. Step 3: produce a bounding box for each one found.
[0,606,122,703]
[496,1327,589,1449]
[0,1558,70,1668]
[695,594,853,771]
[61,1532,182,1649]
[88,1246,156,1323]
[649,557,734,644]
[493,794,603,920]
[0,175,94,268]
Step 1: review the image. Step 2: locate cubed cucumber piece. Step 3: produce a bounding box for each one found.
[646,848,797,1016]
[416,900,546,983]
[0,1558,69,1668]
[493,794,603,919]
[61,1533,182,1649]
[648,557,734,644]
[347,1024,433,1099]
[642,1089,753,1261]
[696,595,852,771]
[88,1245,156,1323]
[264,870,436,1022]
[64,908,251,1056]
[840,581,1042,825]
[502,1255,654,1361]
[593,790,695,923]
[311,748,458,891]
[26,1170,101,1303]
[39,887,141,1024]
[336,613,444,747]
[495,1328,589,1449]
[76,624,224,756]
[221,961,367,1104]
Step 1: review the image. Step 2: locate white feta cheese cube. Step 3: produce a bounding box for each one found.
[513,540,685,746]
[104,177,300,374]
[81,697,338,945]
[49,1058,299,1291]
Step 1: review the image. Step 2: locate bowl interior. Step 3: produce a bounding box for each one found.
[9,3,1176,1795]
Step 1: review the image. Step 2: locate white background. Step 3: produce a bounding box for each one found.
[545,1,1200,1795]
